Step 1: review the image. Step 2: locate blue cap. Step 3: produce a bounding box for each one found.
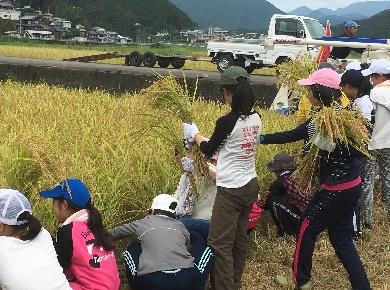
[40,178,91,208]
[345,20,360,28]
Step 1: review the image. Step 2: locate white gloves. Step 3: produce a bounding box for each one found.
[183,123,200,143]
[313,133,336,152]
[181,157,195,173]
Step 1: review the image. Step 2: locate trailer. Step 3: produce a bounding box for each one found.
[63,51,208,69]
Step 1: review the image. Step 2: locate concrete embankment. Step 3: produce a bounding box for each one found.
[0,56,278,107]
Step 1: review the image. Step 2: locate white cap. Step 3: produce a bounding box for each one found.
[362,59,390,76]
[345,61,361,71]
[0,189,32,226]
[151,194,178,214]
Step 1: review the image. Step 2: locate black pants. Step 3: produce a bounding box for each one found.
[293,185,371,290]
[268,196,301,236]
[123,231,214,290]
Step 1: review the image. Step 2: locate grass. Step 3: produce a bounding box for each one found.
[0,79,388,289]
[0,40,276,76]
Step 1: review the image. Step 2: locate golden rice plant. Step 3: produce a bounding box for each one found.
[276,53,317,96]
[142,75,211,200]
[293,105,371,189]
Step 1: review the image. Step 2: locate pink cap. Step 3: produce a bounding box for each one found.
[298,68,341,89]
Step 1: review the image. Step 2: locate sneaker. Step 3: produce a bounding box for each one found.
[275,274,293,286]
[296,282,312,290]
[275,275,312,289]
[363,222,372,230]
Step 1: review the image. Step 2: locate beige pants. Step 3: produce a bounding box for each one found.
[208,178,259,290]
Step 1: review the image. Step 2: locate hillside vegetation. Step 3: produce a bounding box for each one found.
[16,0,195,35]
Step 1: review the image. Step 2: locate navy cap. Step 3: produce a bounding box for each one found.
[345,20,360,28]
[340,70,364,88]
[40,178,91,208]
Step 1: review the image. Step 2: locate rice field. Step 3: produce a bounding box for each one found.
[0,43,276,76]
[0,79,388,289]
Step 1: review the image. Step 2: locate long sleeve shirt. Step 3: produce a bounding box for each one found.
[261,119,362,188]
[199,111,262,188]
[110,215,194,276]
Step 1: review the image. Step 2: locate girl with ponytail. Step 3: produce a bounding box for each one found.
[40,178,120,290]
[183,66,262,290]
[0,189,71,290]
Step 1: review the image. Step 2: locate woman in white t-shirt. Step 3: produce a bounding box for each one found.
[0,189,71,290]
[183,66,262,290]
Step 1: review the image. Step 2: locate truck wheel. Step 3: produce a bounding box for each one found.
[245,65,256,74]
[143,52,157,67]
[275,57,290,65]
[158,58,171,68]
[128,51,143,66]
[217,54,234,72]
[171,58,185,69]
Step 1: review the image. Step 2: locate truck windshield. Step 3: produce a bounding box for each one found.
[304,19,325,39]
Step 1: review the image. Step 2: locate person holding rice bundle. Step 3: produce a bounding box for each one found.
[174,140,217,240]
[259,68,371,290]
[183,66,262,290]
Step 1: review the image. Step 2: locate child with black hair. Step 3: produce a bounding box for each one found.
[110,194,214,290]
[260,69,371,290]
[0,189,71,290]
[258,153,313,237]
[40,178,120,290]
[183,66,262,290]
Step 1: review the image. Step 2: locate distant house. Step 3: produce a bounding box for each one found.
[24,30,53,40]
[51,17,72,29]
[0,1,21,20]
[0,1,14,10]
[208,27,229,40]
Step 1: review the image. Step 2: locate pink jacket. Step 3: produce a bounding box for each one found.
[55,210,120,290]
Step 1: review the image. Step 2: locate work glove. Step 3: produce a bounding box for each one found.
[313,133,336,152]
[181,157,195,173]
[183,122,200,143]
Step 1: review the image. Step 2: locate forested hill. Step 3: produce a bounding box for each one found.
[15,0,196,35]
[168,0,284,31]
[332,9,390,38]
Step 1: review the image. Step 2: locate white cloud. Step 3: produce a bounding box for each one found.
[268,0,388,12]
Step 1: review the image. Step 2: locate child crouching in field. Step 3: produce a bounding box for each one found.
[174,140,217,240]
[0,189,71,290]
[40,178,120,290]
[110,194,214,290]
[258,153,313,237]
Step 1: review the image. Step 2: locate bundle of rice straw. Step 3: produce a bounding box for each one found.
[293,104,371,190]
[143,75,211,200]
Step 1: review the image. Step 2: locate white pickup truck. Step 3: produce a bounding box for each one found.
[207,14,325,73]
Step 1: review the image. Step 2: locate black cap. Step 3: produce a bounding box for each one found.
[340,70,364,88]
[267,153,296,172]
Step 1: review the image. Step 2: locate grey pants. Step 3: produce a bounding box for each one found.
[208,178,259,290]
[360,148,390,226]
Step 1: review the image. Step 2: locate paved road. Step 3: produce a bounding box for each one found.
[0,56,276,85]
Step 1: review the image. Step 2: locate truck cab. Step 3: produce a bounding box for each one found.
[207,14,325,73]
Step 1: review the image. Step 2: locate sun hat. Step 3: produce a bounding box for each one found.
[298,68,341,89]
[340,69,364,88]
[220,66,250,85]
[267,153,296,172]
[345,61,362,71]
[345,20,360,28]
[151,194,178,214]
[361,59,390,76]
[318,62,337,71]
[40,178,91,208]
[0,189,32,226]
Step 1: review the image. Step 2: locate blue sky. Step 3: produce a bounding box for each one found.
[267,0,388,11]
